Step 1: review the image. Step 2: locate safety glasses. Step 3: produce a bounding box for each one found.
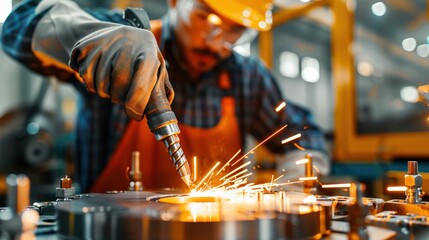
[177,0,258,49]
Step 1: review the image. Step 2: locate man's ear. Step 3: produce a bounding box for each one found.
[167,0,177,8]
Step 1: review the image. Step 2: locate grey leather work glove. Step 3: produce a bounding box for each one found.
[69,26,174,120]
[32,0,173,120]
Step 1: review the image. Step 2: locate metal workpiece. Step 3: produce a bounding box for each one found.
[128,151,143,191]
[303,154,317,194]
[56,175,75,200]
[54,190,332,240]
[404,161,423,204]
[348,183,369,240]
[366,211,429,240]
[6,174,30,214]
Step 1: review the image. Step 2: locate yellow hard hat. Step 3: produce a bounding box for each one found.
[202,0,273,31]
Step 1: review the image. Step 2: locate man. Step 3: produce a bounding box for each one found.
[2,0,330,192]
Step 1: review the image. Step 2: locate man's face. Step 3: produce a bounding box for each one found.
[172,0,246,76]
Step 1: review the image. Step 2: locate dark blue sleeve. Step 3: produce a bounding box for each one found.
[1,0,128,78]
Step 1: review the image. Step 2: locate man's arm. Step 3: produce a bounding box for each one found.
[2,0,173,121]
[1,0,125,79]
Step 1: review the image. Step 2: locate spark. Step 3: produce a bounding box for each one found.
[295,158,309,165]
[273,174,284,182]
[294,143,306,150]
[224,169,248,183]
[299,176,318,181]
[387,186,407,192]
[194,162,220,190]
[193,156,197,182]
[269,175,274,192]
[281,133,301,144]
[234,172,252,182]
[275,102,286,112]
[232,124,288,166]
[216,149,242,175]
[220,161,251,181]
[322,183,351,189]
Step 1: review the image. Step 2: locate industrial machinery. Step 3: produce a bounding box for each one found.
[2,157,429,239]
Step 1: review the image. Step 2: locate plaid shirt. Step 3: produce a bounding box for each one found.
[2,0,327,192]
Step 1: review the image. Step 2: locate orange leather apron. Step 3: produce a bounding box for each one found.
[90,20,242,192]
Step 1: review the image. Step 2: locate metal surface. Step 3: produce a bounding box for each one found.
[405,161,423,204]
[6,174,30,214]
[54,190,328,240]
[128,151,143,191]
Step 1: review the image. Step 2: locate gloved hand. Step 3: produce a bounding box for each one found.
[32,0,173,120]
[69,26,174,120]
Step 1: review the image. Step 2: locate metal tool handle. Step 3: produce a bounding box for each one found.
[123,8,192,187]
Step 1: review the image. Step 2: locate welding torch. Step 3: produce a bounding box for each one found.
[123,8,193,188]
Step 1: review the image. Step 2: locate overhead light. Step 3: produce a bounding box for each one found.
[402,37,417,52]
[301,57,320,83]
[357,61,374,77]
[279,51,299,78]
[371,2,386,16]
[416,44,429,57]
[400,86,419,103]
[0,0,12,23]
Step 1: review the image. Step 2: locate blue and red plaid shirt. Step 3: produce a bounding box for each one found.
[2,0,327,192]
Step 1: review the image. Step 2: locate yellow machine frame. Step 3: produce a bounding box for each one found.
[259,0,429,162]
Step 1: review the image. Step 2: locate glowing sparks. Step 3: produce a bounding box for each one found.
[194,162,220,190]
[322,183,352,189]
[190,125,314,196]
[295,158,309,165]
[216,149,241,175]
[293,143,305,150]
[275,102,286,112]
[387,186,407,192]
[193,156,197,182]
[220,161,251,181]
[281,133,301,144]
[232,124,288,166]
[299,176,318,181]
[273,174,284,182]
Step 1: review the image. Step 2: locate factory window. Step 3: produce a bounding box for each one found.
[279,51,299,78]
[0,0,12,23]
[301,57,320,83]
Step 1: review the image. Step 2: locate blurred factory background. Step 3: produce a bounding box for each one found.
[0,0,428,204]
